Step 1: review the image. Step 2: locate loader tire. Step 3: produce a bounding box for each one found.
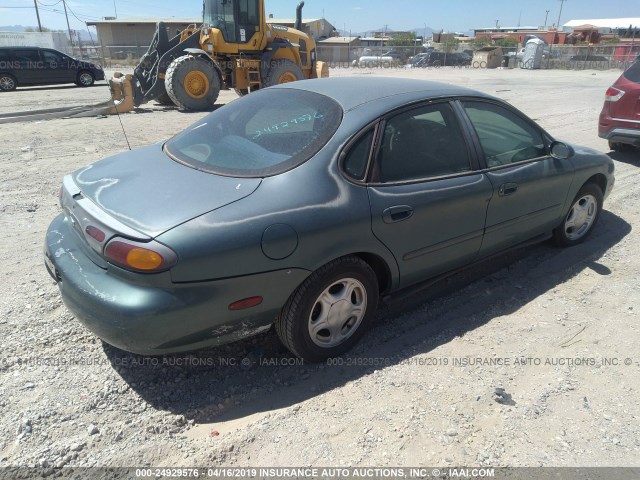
[262,59,304,88]
[165,55,220,111]
[155,92,175,106]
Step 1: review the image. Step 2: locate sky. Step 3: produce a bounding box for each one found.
[0,0,637,34]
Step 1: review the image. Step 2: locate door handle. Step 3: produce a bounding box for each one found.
[382,205,414,224]
[499,183,519,196]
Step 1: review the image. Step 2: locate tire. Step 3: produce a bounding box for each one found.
[276,256,379,362]
[155,92,175,106]
[262,59,304,88]
[608,141,634,152]
[76,70,95,87]
[0,73,17,92]
[553,183,603,247]
[165,55,221,111]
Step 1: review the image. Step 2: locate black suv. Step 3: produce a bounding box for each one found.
[0,47,105,91]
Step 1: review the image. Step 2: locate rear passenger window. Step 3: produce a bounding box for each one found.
[15,50,39,63]
[377,103,471,183]
[0,50,13,63]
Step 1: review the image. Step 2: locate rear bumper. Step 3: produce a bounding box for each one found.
[44,214,310,355]
[598,126,640,146]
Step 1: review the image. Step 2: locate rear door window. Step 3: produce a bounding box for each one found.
[623,61,640,83]
[0,50,14,64]
[377,102,471,183]
[15,50,40,64]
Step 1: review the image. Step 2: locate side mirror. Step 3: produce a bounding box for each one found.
[550,141,574,160]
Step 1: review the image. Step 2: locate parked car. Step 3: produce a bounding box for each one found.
[410,51,470,67]
[45,77,615,361]
[0,46,105,91]
[569,54,609,62]
[353,55,400,68]
[599,59,640,151]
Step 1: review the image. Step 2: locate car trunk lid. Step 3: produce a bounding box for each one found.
[72,143,262,238]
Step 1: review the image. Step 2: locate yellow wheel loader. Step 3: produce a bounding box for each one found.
[125,0,328,111]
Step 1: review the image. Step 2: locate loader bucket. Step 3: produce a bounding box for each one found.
[0,73,138,124]
[102,73,136,114]
[314,61,329,79]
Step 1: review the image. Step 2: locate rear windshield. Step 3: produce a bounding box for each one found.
[165,88,343,177]
[623,60,640,83]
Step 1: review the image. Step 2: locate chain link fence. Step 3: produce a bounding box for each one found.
[94,43,639,71]
[316,44,639,71]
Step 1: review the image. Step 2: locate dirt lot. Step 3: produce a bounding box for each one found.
[0,66,639,472]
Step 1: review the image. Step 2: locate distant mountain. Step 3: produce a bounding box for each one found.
[0,25,27,32]
[408,26,435,39]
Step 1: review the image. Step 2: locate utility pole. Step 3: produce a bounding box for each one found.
[113,0,118,18]
[63,0,74,50]
[545,10,550,28]
[33,0,42,32]
[556,0,567,30]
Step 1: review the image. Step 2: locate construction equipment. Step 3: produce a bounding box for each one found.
[117,0,328,111]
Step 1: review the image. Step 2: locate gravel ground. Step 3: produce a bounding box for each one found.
[0,67,639,473]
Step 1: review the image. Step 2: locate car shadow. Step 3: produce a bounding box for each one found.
[103,210,631,427]
[608,150,639,166]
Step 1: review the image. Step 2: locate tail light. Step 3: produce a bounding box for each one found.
[605,86,625,102]
[104,238,177,273]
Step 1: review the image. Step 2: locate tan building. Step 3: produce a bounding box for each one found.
[317,36,361,63]
[87,18,200,60]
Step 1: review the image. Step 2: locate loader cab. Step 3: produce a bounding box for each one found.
[204,0,262,45]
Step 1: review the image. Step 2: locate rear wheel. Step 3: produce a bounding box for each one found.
[165,55,220,111]
[276,256,379,362]
[0,73,17,91]
[262,59,304,88]
[553,183,603,247]
[76,70,95,87]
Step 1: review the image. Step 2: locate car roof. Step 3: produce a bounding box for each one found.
[273,77,493,111]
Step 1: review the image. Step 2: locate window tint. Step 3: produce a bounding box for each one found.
[463,101,546,167]
[165,88,343,178]
[343,130,374,180]
[623,60,640,83]
[377,102,471,183]
[41,50,63,63]
[0,50,13,63]
[15,50,39,63]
